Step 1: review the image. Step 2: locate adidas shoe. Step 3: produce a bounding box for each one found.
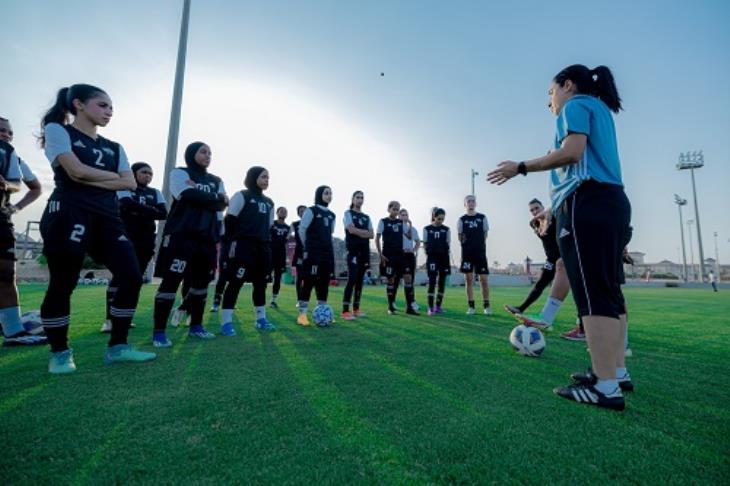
[504,304,522,317]
[406,308,420,316]
[104,344,157,365]
[353,309,366,318]
[152,332,173,348]
[100,320,112,333]
[466,307,476,315]
[341,311,355,321]
[553,383,625,411]
[269,301,279,309]
[570,370,634,392]
[427,308,435,316]
[387,307,397,315]
[49,349,76,374]
[210,303,220,313]
[561,325,586,341]
[483,307,493,316]
[296,314,310,327]
[255,318,276,331]
[520,313,552,330]
[3,331,47,347]
[188,328,216,339]
[220,322,237,337]
[434,306,444,314]
[170,309,188,328]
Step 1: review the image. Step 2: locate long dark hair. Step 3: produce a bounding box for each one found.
[554,65,622,113]
[350,190,363,210]
[431,207,445,222]
[40,84,107,146]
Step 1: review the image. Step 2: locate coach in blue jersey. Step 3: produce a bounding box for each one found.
[296,186,335,326]
[39,84,156,373]
[101,162,167,333]
[458,195,491,315]
[342,191,373,319]
[152,141,227,346]
[488,64,632,410]
[220,166,275,333]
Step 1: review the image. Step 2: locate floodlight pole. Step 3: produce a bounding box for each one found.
[677,151,706,281]
[687,219,695,281]
[470,169,479,196]
[714,231,721,282]
[674,194,688,282]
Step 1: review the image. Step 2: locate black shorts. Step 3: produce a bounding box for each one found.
[303,251,334,280]
[0,224,16,261]
[556,181,631,319]
[40,201,136,266]
[154,232,217,282]
[271,246,287,273]
[224,238,272,283]
[460,249,489,274]
[402,252,416,275]
[347,247,371,274]
[427,253,451,277]
[379,251,406,279]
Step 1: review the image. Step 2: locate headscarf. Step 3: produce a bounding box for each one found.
[244,166,267,194]
[314,185,331,207]
[184,141,207,176]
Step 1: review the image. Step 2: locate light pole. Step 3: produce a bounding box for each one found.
[714,231,721,282]
[470,169,479,196]
[674,194,688,282]
[677,151,706,281]
[687,219,695,281]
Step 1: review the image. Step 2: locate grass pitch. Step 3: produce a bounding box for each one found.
[1,284,728,484]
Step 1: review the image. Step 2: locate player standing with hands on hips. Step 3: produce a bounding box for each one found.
[487,64,632,411]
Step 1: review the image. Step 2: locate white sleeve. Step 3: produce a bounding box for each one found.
[169,169,191,199]
[376,219,384,234]
[368,218,373,231]
[4,151,21,181]
[218,180,226,195]
[43,123,72,167]
[269,204,275,227]
[117,145,130,173]
[299,208,314,245]
[484,216,490,234]
[155,189,166,204]
[18,159,37,182]
[343,210,353,228]
[413,228,420,242]
[331,213,336,234]
[457,218,463,234]
[227,191,245,217]
[117,190,133,200]
[447,228,451,244]
[422,227,428,243]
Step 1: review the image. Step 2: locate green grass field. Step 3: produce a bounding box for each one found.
[1,284,728,484]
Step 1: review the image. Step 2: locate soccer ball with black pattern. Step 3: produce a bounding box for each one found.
[509,324,545,357]
[312,304,334,327]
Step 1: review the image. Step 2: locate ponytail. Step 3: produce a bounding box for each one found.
[39,84,107,147]
[553,64,622,113]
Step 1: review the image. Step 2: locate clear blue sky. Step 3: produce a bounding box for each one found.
[5,0,730,266]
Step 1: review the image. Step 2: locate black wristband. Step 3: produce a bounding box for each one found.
[518,161,527,176]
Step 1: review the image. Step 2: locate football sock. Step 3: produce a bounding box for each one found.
[616,367,628,379]
[271,294,278,303]
[298,302,308,314]
[221,309,234,324]
[342,302,350,313]
[595,379,620,395]
[427,293,435,309]
[255,306,266,320]
[483,299,490,309]
[0,306,23,337]
[468,300,475,309]
[541,297,562,324]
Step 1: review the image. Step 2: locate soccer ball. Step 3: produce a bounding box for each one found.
[21,310,44,335]
[509,324,545,357]
[312,304,334,327]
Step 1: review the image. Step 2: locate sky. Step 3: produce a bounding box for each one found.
[5,0,730,267]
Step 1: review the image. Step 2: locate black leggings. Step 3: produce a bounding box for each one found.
[222,278,267,309]
[518,263,556,312]
[154,260,212,332]
[272,267,284,296]
[427,270,447,308]
[301,273,329,304]
[343,266,366,309]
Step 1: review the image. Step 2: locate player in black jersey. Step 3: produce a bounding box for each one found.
[269,206,290,309]
[220,166,275,333]
[296,186,335,326]
[342,191,373,320]
[100,162,167,333]
[399,208,420,315]
[376,201,407,314]
[504,198,570,330]
[152,141,227,347]
[458,195,492,315]
[0,117,46,347]
[39,84,156,373]
[423,208,451,315]
[291,205,307,306]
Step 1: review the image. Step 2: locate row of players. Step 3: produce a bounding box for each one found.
[1,62,633,410]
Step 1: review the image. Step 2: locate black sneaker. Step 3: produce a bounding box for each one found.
[553,383,625,411]
[571,370,634,392]
[504,304,523,316]
[270,301,279,309]
[406,308,420,316]
[3,331,48,347]
[387,307,397,315]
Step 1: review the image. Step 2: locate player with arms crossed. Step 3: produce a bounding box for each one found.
[458,195,492,315]
[342,191,373,320]
[39,84,155,373]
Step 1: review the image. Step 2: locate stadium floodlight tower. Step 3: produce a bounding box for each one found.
[470,169,479,197]
[673,194,689,282]
[687,219,696,281]
[677,151,706,281]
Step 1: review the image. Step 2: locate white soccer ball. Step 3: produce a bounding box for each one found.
[21,310,44,335]
[312,304,334,327]
[509,324,546,357]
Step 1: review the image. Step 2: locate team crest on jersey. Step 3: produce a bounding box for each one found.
[73,140,86,148]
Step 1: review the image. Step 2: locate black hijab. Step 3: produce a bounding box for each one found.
[184,141,208,176]
[244,166,267,195]
[314,185,331,207]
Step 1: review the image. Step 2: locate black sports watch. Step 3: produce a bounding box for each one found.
[517,161,527,176]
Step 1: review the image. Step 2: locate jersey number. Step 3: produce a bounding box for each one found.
[311,265,318,276]
[433,232,440,239]
[92,148,105,167]
[170,259,187,273]
[236,267,246,279]
[69,224,86,243]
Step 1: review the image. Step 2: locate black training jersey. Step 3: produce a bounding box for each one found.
[344,209,371,252]
[305,205,335,255]
[118,185,167,243]
[532,219,560,262]
[378,217,403,255]
[51,125,122,217]
[423,224,450,255]
[270,221,290,252]
[459,213,488,253]
[0,140,21,225]
[228,190,274,242]
[164,167,224,241]
[292,220,304,260]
